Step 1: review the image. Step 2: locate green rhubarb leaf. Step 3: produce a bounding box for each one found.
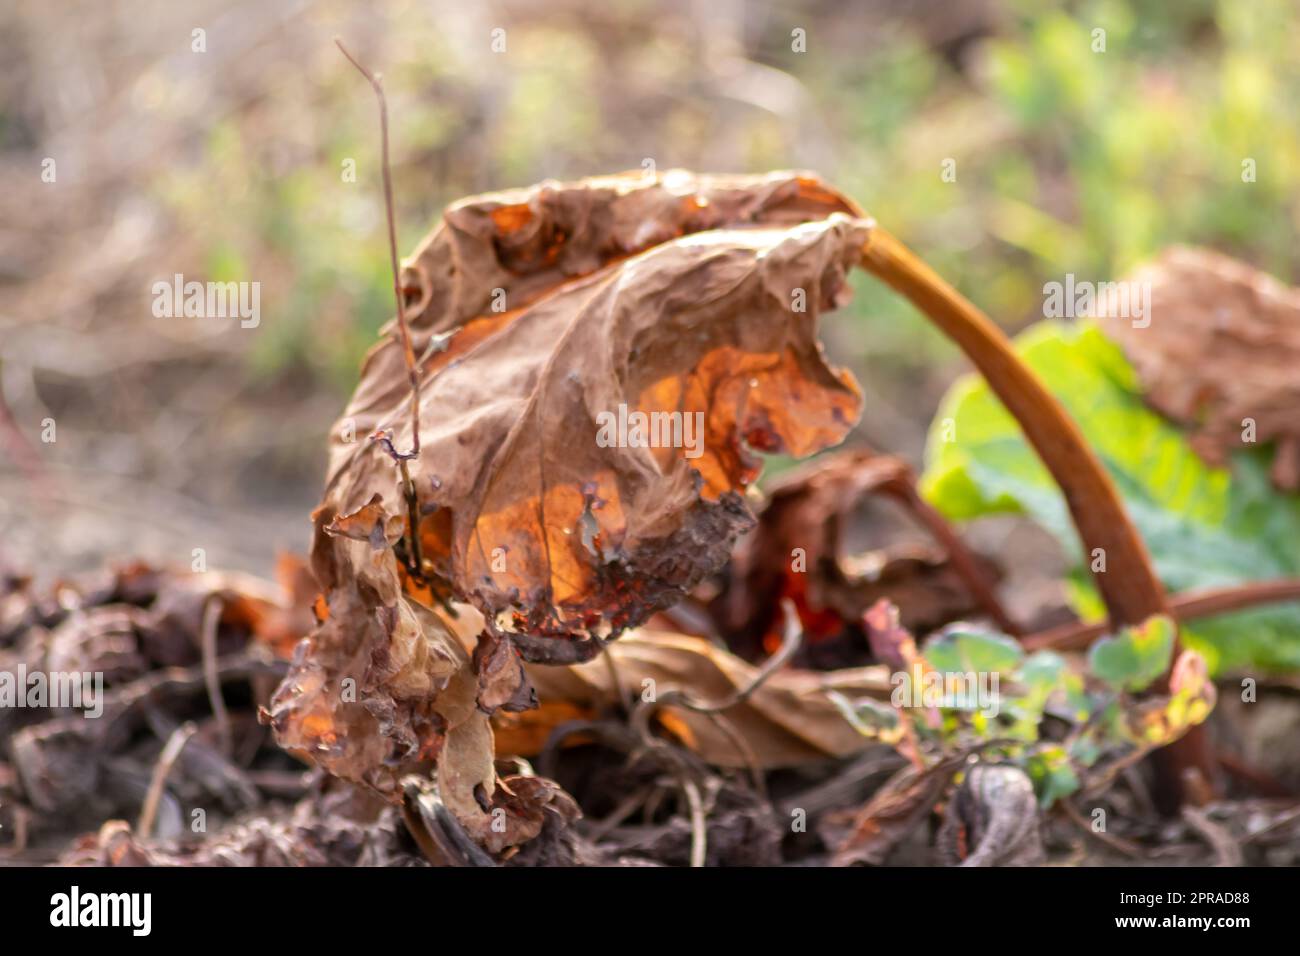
[921,626,1025,676]
[1026,744,1081,807]
[921,320,1300,674]
[1088,615,1176,692]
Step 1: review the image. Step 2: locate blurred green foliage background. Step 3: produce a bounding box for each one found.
[154,0,1300,402]
[3,0,1299,572]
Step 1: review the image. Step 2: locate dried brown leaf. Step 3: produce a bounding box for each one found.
[322,170,871,655]
[265,508,484,803]
[281,171,879,852]
[708,449,1001,665]
[1102,247,1300,490]
[469,616,893,768]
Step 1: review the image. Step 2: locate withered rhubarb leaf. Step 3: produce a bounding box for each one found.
[322,170,872,656]
[1102,247,1300,491]
[276,171,873,847]
[708,448,1004,667]
[499,626,894,768]
[265,511,493,807]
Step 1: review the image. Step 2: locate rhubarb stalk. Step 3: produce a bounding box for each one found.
[857,225,1214,806]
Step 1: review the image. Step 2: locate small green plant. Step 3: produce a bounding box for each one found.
[832,607,1216,808]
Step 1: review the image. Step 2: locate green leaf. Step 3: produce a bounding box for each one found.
[921,320,1300,673]
[1088,615,1176,691]
[827,691,900,739]
[1007,650,1072,733]
[1026,745,1080,807]
[998,655,1060,743]
[921,626,1025,675]
[1019,650,1067,699]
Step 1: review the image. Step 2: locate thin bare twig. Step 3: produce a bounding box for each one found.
[136,722,199,839]
[585,788,652,841]
[1181,805,1244,867]
[334,38,421,462]
[680,774,707,868]
[335,37,427,580]
[632,599,803,732]
[200,595,233,758]
[624,600,802,788]
[599,640,629,717]
[1242,803,1300,845]
[1058,799,1145,859]
[618,601,805,865]
[1217,752,1292,798]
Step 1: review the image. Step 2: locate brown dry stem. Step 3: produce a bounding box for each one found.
[334,38,426,582]
[1025,578,1300,652]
